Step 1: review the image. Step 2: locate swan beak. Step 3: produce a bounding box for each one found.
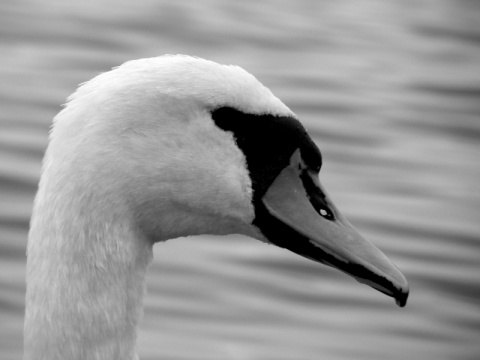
[256,150,409,307]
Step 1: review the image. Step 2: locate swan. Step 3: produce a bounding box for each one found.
[24,55,409,360]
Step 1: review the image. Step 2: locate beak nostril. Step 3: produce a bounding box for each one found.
[319,209,328,217]
[259,158,409,307]
[299,169,335,221]
[316,206,334,220]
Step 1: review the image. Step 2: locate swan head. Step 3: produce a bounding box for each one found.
[48,55,408,307]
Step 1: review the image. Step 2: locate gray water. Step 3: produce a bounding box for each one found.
[1,1,480,359]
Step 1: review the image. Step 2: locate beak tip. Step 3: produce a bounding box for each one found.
[394,284,409,308]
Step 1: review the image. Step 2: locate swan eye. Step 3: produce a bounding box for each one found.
[211,106,323,202]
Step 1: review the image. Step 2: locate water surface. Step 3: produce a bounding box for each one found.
[1,1,480,359]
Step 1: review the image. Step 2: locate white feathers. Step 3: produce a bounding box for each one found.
[66,55,294,119]
[25,55,289,359]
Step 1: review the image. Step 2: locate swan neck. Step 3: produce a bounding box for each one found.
[24,181,153,360]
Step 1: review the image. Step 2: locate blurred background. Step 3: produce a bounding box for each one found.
[1,0,480,359]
